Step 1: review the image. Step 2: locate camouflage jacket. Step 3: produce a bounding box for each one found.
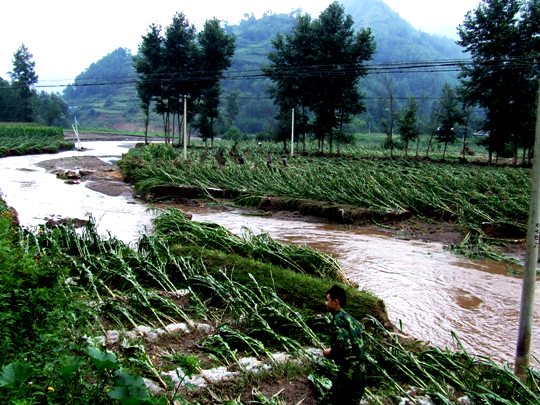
[329,309,364,367]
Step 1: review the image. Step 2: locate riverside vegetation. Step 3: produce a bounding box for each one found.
[1,134,539,403]
[0,123,72,157]
[120,138,530,263]
[1,200,540,404]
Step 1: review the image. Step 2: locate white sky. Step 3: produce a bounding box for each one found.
[0,0,481,91]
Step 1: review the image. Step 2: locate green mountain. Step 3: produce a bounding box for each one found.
[63,0,466,133]
[63,48,142,131]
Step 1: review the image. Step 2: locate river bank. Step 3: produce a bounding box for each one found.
[38,151,527,262]
[12,147,534,364]
[1,140,539,403]
[60,132,529,261]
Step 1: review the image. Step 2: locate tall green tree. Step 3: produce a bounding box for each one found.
[162,13,198,143]
[0,77,16,121]
[432,84,464,159]
[9,44,38,122]
[134,24,163,143]
[264,2,375,153]
[196,18,236,147]
[457,0,540,164]
[309,2,376,153]
[397,97,419,157]
[135,14,235,146]
[265,14,315,153]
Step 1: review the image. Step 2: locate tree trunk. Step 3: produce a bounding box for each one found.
[302,106,307,154]
[210,116,215,149]
[461,131,467,160]
[172,114,176,146]
[425,134,435,158]
[443,142,448,160]
[144,110,149,145]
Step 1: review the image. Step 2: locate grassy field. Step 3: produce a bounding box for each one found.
[0,123,73,157]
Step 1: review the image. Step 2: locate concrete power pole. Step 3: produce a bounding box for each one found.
[183,95,187,160]
[515,78,540,378]
[291,108,295,157]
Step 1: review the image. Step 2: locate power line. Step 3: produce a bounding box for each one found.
[1,56,537,90]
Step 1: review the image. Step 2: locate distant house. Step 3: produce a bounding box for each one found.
[474,130,490,137]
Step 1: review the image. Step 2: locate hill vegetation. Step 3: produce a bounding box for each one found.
[62,0,466,134]
[63,48,141,131]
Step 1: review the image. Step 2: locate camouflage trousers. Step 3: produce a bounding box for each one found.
[327,360,365,405]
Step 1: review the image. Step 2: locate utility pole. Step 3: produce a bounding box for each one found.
[183,95,187,160]
[515,78,540,378]
[72,116,82,151]
[291,108,295,157]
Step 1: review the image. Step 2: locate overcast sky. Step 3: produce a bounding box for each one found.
[0,0,481,91]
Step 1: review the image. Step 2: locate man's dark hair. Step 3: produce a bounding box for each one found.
[326,284,347,307]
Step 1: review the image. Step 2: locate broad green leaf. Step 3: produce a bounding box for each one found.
[86,347,120,371]
[59,355,85,377]
[0,361,33,388]
[108,369,150,404]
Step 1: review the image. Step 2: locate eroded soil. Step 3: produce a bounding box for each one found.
[37,155,132,197]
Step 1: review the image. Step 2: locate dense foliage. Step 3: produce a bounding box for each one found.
[264,2,376,153]
[9,44,38,122]
[134,14,235,145]
[0,45,69,126]
[0,196,381,403]
[120,142,530,242]
[457,0,540,164]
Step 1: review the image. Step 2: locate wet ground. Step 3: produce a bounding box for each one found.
[0,140,538,368]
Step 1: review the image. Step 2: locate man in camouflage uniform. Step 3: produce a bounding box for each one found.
[323,285,366,405]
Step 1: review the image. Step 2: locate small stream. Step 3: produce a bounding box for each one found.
[0,141,538,367]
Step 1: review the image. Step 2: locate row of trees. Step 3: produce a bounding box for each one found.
[383,0,538,164]
[458,0,540,164]
[0,45,69,126]
[134,13,235,145]
[263,2,376,153]
[261,0,539,161]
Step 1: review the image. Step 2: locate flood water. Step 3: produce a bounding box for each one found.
[0,141,538,367]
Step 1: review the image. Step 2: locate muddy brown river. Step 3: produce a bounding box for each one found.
[0,141,538,367]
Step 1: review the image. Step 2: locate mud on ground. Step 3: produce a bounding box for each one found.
[37,155,132,197]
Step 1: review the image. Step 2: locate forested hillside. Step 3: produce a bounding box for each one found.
[63,48,142,130]
[63,0,466,133]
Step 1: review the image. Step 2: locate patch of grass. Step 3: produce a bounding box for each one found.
[169,245,388,325]
[0,123,72,157]
[152,208,346,282]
